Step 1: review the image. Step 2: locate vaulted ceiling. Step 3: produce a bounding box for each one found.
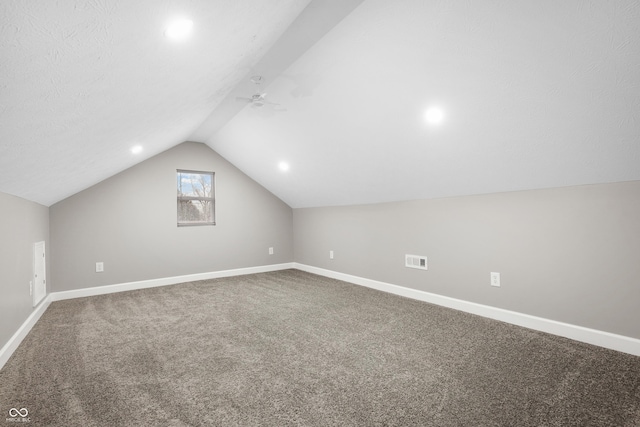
[2,0,639,208]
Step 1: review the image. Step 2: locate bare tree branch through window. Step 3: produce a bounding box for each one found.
[177,170,215,226]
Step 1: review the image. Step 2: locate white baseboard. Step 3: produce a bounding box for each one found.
[0,263,295,371]
[3,261,637,372]
[294,263,640,357]
[0,295,52,371]
[51,263,295,302]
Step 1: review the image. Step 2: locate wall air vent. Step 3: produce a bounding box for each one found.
[405,254,427,270]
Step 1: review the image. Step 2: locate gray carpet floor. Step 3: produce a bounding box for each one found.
[1,269,639,426]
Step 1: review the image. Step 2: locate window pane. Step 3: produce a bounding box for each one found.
[177,172,212,198]
[177,170,215,226]
[178,200,213,224]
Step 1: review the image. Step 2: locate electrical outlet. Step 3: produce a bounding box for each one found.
[491,272,500,287]
[29,280,33,296]
[329,250,334,259]
[96,262,104,273]
[269,247,274,255]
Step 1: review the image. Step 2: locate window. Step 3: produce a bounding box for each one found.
[177,170,215,226]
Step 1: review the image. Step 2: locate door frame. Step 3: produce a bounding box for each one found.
[33,241,46,307]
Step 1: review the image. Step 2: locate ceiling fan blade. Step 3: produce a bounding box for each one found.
[239,91,285,111]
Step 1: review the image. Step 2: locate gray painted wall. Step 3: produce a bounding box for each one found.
[0,192,49,349]
[293,181,640,339]
[50,142,293,292]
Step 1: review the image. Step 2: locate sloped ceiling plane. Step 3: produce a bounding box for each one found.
[1,0,639,208]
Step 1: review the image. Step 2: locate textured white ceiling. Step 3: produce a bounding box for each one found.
[2,0,640,208]
[0,0,310,206]
[210,0,640,208]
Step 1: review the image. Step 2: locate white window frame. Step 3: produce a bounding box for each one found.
[177,169,215,227]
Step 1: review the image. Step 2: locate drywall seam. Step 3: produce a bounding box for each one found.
[293,263,640,357]
[0,297,52,371]
[0,263,295,371]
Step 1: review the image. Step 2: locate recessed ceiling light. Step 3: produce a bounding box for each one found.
[425,107,445,125]
[164,19,193,41]
[131,145,143,154]
[278,161,290,172]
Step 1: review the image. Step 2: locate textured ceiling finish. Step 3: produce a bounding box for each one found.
[210,0,640,208]
[2,1,640,208]
[0,0,310,206]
